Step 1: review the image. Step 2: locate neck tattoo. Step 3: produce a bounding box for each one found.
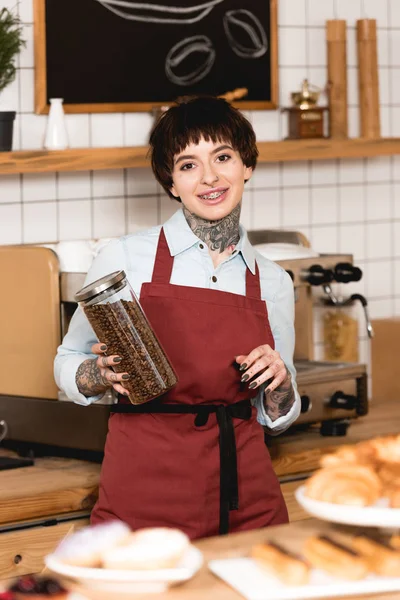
[183,204,241,253]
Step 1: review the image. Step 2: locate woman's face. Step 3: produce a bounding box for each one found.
[170,137,252,220]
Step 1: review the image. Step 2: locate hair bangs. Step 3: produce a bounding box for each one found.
[149,96,258,200]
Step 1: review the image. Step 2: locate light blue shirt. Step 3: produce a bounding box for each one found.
[54,209,300,433]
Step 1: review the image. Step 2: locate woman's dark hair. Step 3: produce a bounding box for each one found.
[149,96,258,200]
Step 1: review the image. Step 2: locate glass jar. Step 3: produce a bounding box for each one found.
[75,270,178,404]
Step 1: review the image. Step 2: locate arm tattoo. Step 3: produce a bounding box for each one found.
[264,371,295,422]
[183,204,241,253]
[76,359,109,397]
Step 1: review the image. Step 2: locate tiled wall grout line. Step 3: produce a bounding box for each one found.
[387,0,396,314]
[55,172,60,242]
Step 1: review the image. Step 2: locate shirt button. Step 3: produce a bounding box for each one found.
[199,243,204,249]
[212,276,217,283]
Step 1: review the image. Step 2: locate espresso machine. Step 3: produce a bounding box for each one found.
[247,229,369,436]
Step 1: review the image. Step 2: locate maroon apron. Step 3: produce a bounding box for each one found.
[91,228,288,539]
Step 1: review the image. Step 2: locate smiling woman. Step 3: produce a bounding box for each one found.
[55,95,300,541]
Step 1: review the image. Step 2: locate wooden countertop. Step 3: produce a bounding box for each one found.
[0,455,99,525]
[0,399,398,526]
[67,518,400,600]
[269,398,400,478]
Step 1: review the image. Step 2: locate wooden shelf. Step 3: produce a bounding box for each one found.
[1,137,400,175]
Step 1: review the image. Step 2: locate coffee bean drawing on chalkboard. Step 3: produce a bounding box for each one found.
[95,0,225,24]
[165,35,215,86]
[224,10,268,59]
[35,0,278,113]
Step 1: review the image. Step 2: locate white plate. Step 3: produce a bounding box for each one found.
[45,546,203,595]
[295,485,400,528]
[209,558,400,600]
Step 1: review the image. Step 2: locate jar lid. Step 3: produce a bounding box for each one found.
[74,270,126,302]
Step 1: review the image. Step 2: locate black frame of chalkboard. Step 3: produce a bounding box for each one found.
[34,0,278,114]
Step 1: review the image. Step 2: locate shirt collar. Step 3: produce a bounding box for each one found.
[163,208,256,275]
[237,226,256,274]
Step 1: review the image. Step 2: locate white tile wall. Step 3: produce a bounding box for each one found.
[92,170,125,198]
[311,186,338,225]
[279,0,307,26]
[90,114,124,148]
[1,175,21,204]
[58,171,91,200]
[366,183,391,221]
[1,0,399,379]
[0,204,22,244]
[22,173,56,202]
[65,115,90,149]
[127,196,158,233]
[93,197,126,239]
[58,200,92,241]
[23,201,57,243]
[282,187,310,227]
[240,189,253,230]
[253,189,281,229]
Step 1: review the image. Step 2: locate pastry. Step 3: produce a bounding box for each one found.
[320,445,361,468]
[101,527,190,570]
[320,441,378,468]
[251,541,310,586]
[352,534,400,577]
[54,521,131,567]
[390,535,400,550]
[305,464,382,506]
[385,486,400,508]
[303,535,369,580]
[377,462,400,487]
[320,436,400,470]
[373,434,400,464]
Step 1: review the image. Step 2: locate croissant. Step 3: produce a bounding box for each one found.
[303,536,369,580]
[305,465,382,506]
[377,462,400,487]
[320,446,361,468]
[390,535,400,550]
[385,486,400,509]
[351,534,400,577]
[251,542,310,586]
[320,440,381,469]
[374,434,400,465]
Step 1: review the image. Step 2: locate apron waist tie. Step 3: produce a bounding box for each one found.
[111,399,253,535]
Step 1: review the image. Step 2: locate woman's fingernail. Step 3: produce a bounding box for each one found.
[249,382,258,389]
[241,374,249,382]
[239,363,247,372]
[113,357,122,364]
[100,345,107,351]
[124,391,130,396]
[121,374,130,380]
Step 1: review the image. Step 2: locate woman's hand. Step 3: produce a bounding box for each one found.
[235,345,289,392]
[76,343,130,398]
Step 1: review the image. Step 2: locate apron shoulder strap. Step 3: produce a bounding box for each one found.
[152,227,262,301]
[246,262,262,300]
[151,228,174,284]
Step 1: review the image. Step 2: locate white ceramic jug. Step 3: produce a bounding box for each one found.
[44,98,69,150]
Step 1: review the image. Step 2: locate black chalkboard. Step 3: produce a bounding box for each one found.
[35,0,278,113]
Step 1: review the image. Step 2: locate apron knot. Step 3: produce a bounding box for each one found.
[112,397,252,535]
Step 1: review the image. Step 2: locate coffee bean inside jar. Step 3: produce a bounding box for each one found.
[75,271,178,404]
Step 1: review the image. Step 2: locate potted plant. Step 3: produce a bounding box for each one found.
[0,7,25,151]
